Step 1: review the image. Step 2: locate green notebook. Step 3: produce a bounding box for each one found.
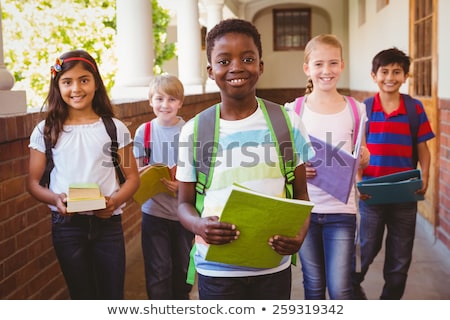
[205,183,314,268]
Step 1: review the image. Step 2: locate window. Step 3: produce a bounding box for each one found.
[273,9,311,51]
[412,0,433,96]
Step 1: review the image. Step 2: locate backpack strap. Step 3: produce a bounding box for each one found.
[194,104,220,214]
[364,96,375,137]
[402,94,420,167]
[39,136,54,187]
[102,117,126,185]
[143,121,152,166]
[294,96,305,117]
[259,98,296,199]
[187,104,219,286]
[345,96,360,148]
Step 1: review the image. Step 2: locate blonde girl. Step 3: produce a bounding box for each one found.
[285,34,370,299]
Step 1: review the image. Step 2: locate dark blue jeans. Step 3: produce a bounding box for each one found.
[141,213,194,299]
[51,212,125,299]
[352,201,417,299]
[299,213,356,300]
[197,266,292,300]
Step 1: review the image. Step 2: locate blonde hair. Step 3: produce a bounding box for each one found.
[148,74,185,103]
[303,34,343,94]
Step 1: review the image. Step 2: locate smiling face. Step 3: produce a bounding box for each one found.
[207,32,263,101]
[58,63,96,112]
[303,43,344,93]
[150,91,183,126]
[371,63,408,94]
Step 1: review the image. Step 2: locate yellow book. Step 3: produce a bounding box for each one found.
[205,183,314,268]
[66,183,106,213]
[68,183,101,198]
[133,164,176,205]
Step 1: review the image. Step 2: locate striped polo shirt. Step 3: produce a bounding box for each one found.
[363,93,435,179]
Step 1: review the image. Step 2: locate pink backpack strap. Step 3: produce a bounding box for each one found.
[346,96,360,147]
[294,96,305,116]
[143,121,151,165]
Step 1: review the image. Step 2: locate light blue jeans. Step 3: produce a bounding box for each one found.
[299,213,356,299]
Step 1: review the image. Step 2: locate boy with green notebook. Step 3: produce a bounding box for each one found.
[176,19,315,300]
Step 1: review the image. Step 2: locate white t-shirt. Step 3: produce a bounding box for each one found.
[176,99,315,277]
[29,118,132,215]
[285,98,367,214]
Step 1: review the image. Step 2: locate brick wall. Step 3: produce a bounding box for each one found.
[0,92,219,299]
[439,98,450,249]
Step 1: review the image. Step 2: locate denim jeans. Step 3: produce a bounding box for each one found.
[51,212,126,299]
[197,266,291,300]
[141,213,194,299]
[352,201,417,299]
[299,213,356,300]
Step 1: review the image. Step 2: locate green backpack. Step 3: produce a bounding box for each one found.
[186,97,298,284]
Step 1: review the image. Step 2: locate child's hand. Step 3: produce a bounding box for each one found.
[193,216,239,245]
[416,178,428,195]
[268,234,303,255]
[94,196,116,219]
[359,192,371,200]
[359,146,370,169]
[55,193,69,215]
[161,178,178,193]
[305,162,316,179]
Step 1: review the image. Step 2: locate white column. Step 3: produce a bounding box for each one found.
[203,0,224,92]
[112,0,154,101]
[204,0,224,31]
[0,2,26,115]
[177,0,203,94]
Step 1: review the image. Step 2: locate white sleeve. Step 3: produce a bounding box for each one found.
[175,118,197,182]
[28,120,46,153]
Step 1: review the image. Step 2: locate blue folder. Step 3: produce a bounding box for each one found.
[357,169,424,205]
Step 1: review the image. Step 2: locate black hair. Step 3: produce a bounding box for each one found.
[371,47,411,74]
[206,18,262,64]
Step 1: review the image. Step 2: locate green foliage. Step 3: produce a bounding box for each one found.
[2,0,176,108]
[152,0,176,75]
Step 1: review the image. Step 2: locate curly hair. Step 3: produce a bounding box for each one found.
[42,49,115,146]
[206,18,262,64]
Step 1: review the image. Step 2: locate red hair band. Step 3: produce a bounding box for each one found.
[50,57,97,78]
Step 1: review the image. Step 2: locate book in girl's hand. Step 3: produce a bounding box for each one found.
[66,183,106,213]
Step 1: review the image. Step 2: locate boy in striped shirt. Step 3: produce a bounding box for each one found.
[352,48,435,300]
